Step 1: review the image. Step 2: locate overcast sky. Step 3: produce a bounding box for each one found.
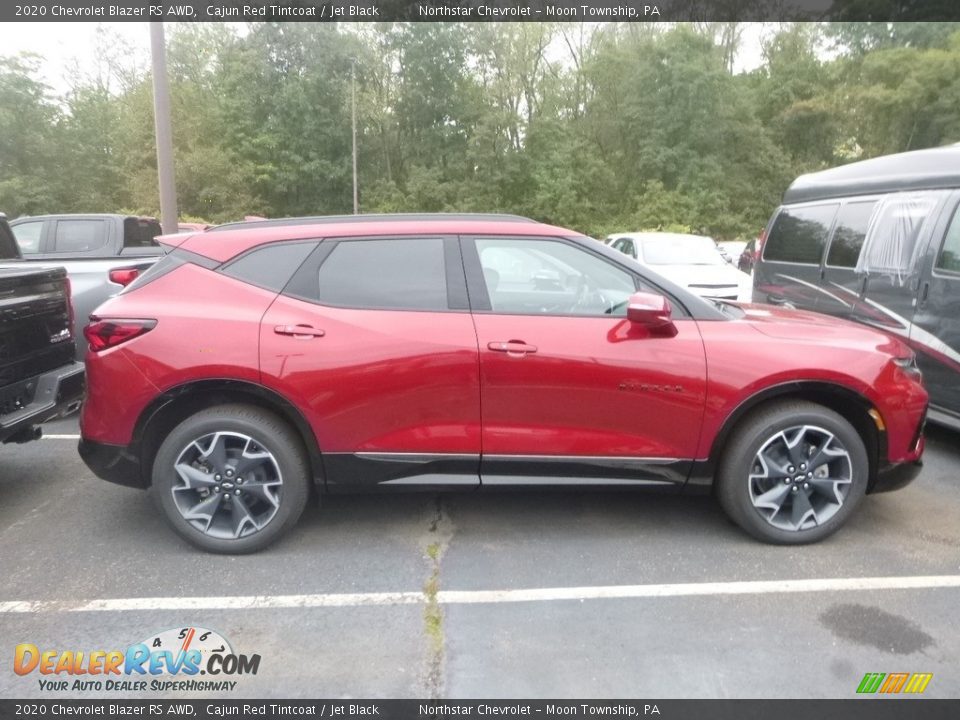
[1,21,774,97]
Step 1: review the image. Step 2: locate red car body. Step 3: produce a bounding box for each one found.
[78,215,927,549]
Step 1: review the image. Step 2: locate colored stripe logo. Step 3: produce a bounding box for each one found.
[857,672,932,694]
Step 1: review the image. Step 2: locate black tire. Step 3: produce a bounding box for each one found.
[151,404,310,554]
[716,401,869,545]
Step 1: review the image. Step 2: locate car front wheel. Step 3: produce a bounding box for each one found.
[151,404,310,554]
[717,401,869,544]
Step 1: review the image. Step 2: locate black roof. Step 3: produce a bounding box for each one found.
[207,212,537,233]
[783,144,960,205]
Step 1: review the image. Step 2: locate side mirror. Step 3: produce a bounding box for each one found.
[627,292,674,329]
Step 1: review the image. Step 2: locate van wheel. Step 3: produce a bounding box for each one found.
[717,401,869,544]
[151,404,310,554]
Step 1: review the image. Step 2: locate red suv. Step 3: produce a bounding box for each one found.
[79,214,927,553]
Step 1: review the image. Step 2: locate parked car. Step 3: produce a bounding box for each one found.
[754,144,960,431]
[4,214,166,358]
[607,232,753,301]
[79,214,927,553]
[0,213,84,445]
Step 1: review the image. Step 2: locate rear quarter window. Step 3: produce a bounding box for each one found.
[763,204,838,264]
[221,241,318,292]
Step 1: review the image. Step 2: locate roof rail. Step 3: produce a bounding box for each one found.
[207,212,538,233]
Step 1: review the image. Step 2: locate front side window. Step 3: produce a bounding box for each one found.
[936,203,960,274]
[53,220,107,253]
[475,237,636,316]
[12,221,43,254]
[763,204,838,265]
[316,238,448,311]
[826,201,877,268]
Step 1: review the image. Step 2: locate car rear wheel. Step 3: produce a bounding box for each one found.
[151,404,310,554]
[717,401,869,544]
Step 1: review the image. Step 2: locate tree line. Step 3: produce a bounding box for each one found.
[1,21,959,239]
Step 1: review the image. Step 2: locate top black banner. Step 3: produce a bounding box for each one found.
[6,0,960,23]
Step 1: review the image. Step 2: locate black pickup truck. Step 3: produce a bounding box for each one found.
[0,213,84,444]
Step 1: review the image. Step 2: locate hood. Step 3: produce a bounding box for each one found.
[737,303,911,356]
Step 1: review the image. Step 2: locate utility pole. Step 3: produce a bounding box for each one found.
[150,22,178,234]
[351,58,358,215]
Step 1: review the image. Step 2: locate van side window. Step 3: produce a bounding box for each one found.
[826,201,877,268]
[763,204,838,264]
[937,204,960,274]
[857,192,942,282]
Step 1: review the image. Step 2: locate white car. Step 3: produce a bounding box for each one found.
[606,232,752,302]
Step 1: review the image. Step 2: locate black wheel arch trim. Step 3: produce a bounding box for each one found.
[129,379,325,490]
[688,380,885,492]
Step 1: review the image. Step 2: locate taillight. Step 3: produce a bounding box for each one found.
[84,318,157,352]
[109,268,141,287]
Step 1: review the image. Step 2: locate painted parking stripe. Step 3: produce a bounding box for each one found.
[1,575,959,614]
[41,434,81,439]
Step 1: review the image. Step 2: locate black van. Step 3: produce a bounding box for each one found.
[754,145,960,430]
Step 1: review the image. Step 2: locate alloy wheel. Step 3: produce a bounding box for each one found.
[748,424,853,532]
[170,432,283,540]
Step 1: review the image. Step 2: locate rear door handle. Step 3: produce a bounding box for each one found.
[274,324,325,338]
[918,281,930,308]
[488,340,538,355]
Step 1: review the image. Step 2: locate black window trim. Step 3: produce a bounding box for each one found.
[761,201,840,268]
[459,233,693,320]
[282,234,469,314]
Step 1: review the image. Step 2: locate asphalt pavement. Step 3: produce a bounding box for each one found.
[1,415,958,699]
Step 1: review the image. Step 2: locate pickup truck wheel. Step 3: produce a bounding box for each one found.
[151,404,309,554]
[717,401,868,544]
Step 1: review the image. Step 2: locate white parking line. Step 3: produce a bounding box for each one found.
[41,434,80,440]
[1,575,958,614]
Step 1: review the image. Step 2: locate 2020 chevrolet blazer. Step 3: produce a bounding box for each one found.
[78,214,928,553]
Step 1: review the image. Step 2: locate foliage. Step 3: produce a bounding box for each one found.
[1,22,959,239]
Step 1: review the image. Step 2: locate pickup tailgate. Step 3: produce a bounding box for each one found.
[0,266,75,393]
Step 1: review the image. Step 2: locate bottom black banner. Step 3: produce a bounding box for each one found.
[1,700,958,720]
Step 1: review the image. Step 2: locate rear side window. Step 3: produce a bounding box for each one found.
[123,218,162,248]
[53,220,107,253]
[315,238,448,311]
[11,221,43,255]
[856,192,944,282]
[222,242,317,292]
[826,201,877,268]
[763,204,838,264]
[936,204,960,274]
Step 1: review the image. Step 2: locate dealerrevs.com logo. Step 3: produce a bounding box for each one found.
[14,627,260,692]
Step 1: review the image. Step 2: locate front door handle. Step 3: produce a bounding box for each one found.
[488,340,538,355]
[274,324,325,339]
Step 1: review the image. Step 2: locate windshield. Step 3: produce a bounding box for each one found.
[640,236,725,266]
